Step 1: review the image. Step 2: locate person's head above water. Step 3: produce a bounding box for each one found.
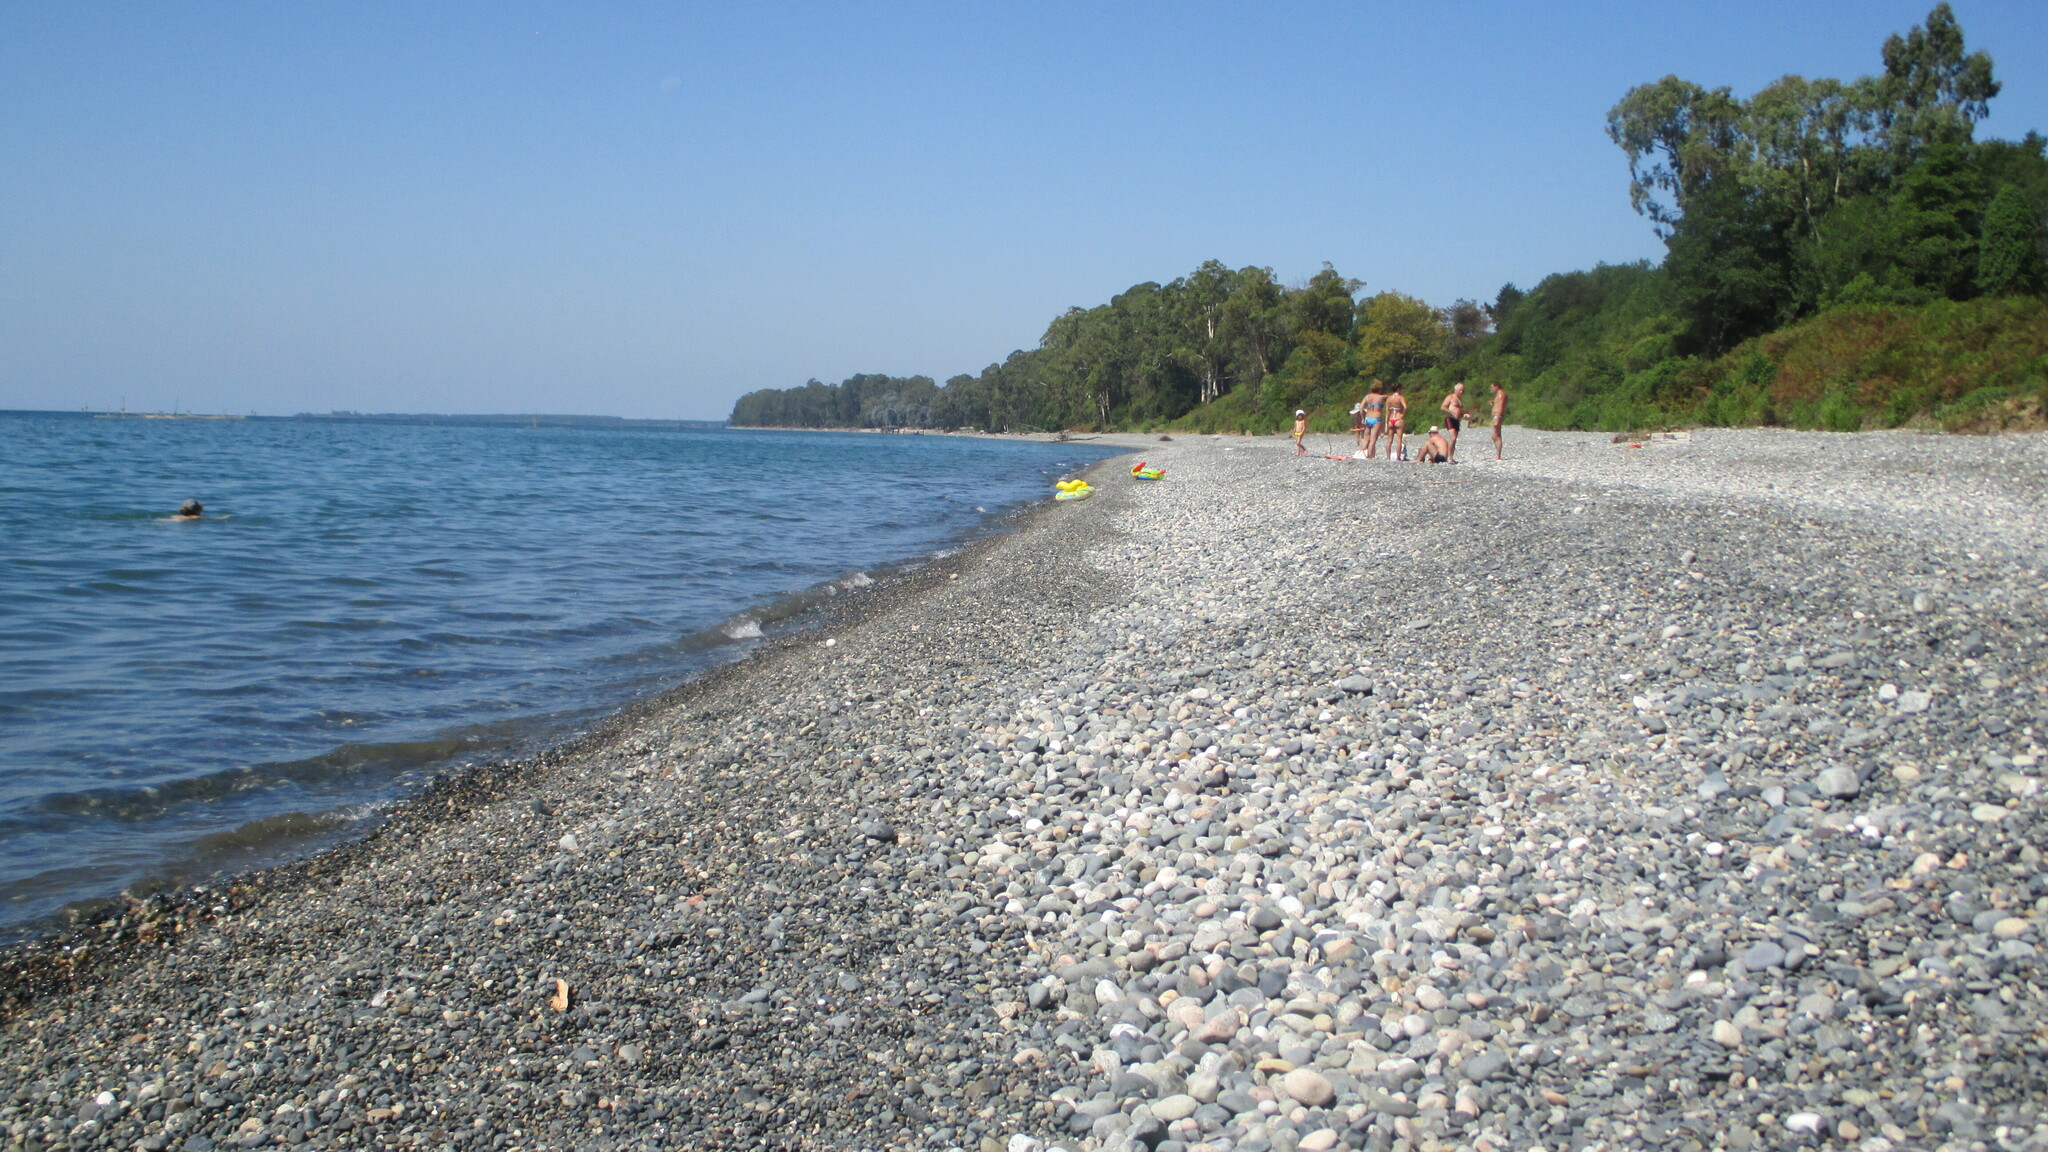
[176,499,203,518]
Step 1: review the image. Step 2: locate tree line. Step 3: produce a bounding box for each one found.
[734,4,2045,435]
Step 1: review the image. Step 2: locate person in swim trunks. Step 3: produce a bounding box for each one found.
[1415,427,1453,463]
[1489,381,1507,460]
[1292,409,1308,455]
[1439,382,1467,461]
[1359,380,1387,458]
[1386,383,1408,461]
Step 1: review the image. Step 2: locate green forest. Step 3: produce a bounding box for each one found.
[730,5,2048,436]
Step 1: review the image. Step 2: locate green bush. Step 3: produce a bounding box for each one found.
[1817,390,1864,432]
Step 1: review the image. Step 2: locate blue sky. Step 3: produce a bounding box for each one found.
[2,2,2043,419]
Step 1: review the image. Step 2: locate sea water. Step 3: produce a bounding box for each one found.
[0,412,1118,935]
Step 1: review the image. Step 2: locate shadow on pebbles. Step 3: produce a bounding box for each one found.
[3,429,2046,1152]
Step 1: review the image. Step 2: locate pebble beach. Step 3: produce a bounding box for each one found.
[4,426,2046,1152]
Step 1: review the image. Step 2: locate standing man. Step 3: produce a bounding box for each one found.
[1489,381,1508,460]
[1439,382,1467,462]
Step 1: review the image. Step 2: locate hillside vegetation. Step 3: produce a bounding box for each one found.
[732,5,2048,437]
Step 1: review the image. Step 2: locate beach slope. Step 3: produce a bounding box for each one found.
[4,428,2046,1152]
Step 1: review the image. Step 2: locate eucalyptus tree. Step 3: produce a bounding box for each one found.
[1167,260,1241,407]
[1215,266,1288,388]
[1874,2,1999,168]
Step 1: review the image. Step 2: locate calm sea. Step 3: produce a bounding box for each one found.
[0,412,1117,936]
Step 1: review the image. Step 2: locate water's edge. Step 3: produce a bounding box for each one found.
[0,452,1135,983]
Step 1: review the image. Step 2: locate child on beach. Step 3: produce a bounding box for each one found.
[1292,410,1308,455]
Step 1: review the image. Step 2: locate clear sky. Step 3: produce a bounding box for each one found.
[2,2,2043,419]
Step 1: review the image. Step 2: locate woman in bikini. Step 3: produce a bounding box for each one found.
[1359,380,1387,458]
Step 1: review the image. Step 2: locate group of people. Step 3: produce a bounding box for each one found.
[1291,380,1505,463]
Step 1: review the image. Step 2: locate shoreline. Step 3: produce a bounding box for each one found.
[0,477,1103,992]
[3,430,2044,1152]
[0,426,1122,945]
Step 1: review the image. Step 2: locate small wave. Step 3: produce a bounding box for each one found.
[843,572,874,588]
[30,736,487,824]
[185,808,358,855]
[721,618,764,640]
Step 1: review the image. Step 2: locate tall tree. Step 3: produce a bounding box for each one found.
[1884,144,1987,299]
[1169,260,1239,406]
[1977,182,2046,296]
[1607,76,1745,235]
[1215,267,1287,388]
[1663,175,1797,352]
[1489,283,1524,326]
[1287,264,1364,339]
[1875,2,1999,166]
[1353,292,1443,380]
[1744,74,1875,245]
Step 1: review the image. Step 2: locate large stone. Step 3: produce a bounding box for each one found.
[1279,1068,1334,1107]
[1815,766,1860,799]
[1462,1051,1511,1082]
[1741,941,1786,970]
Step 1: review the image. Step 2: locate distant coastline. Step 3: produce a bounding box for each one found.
[38,409,729,430]
[290,412,728,429]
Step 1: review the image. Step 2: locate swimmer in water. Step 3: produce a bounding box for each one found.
[174,499,203,519]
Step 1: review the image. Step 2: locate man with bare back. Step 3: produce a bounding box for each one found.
[1490,381,1507,460]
